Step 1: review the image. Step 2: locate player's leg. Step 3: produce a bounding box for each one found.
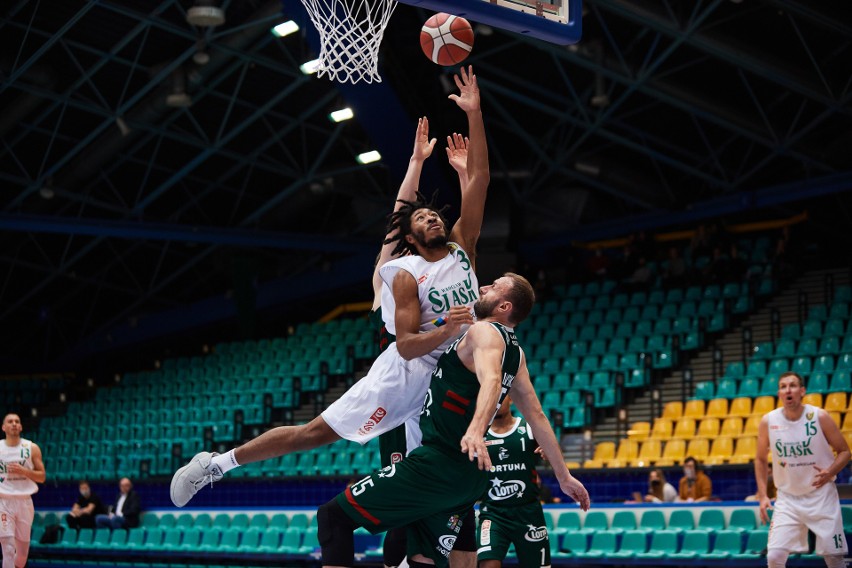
[0,536,14,568]
[449,508,477,568]
[13,499,33,568]
[766,495,808,568]
[803,485,847,565]
[476,514,511,568]
[509,505,550,568]
[318,498,360,568]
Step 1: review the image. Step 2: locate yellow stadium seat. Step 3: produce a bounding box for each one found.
[583,441,615,468]
[655,438,686,467]
[829,411,842,428]
[697,418,720,438]
[842,412,852,433]
[706,398,729,418]
[649,418,673,440]
[843,431,852,449]
[565,461,581,469]
[825,392,848,413]
[683,399,706,419]
[662,401,683,420]
[608,439,639,468]
[729,397,752,417]
[685,438,710,461]
[743,415,760,436]
[802,393,823,407]
[729,436,757,464]
[704,437,734,465]
[628,421,651,441]
[673,417,696,439]
[633,439,662,467]
[751,396,776,417]
[720,417,743,438]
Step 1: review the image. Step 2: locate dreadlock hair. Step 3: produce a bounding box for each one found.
[384,191,451,257]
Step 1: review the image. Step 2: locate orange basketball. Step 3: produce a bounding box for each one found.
[420,13,474,66]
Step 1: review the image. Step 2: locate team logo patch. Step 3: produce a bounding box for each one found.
[418,274,429,284]
[524,524,548,542]
[778,461,787,468]
[390,452,403,464]
[806,412,814,420]
[358,407,387,435]
[447,514,462,533]
[438,534,457,553]
[377,464,397,478]
[498,447,509,461]
[488,478,526,500]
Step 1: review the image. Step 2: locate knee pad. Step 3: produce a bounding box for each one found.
[824,555,846,568]
[383,527,407,567]
[317,499,359,567]
[766,548,789,568]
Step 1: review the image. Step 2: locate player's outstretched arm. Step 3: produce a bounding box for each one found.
[511,356,590,511]
[459,323,506,471]
[446,132,470,195]
[754,416,773,524]
[448,66,488,270]
[813,409,851,489]
[371,117,437,309]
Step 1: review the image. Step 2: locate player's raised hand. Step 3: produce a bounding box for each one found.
[448,66,480,112]
[460,432,492,471]
[559,475,591,511]
[412,116,437,162]
[445,133,469,174]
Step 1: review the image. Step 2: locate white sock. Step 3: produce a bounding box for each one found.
[210,449,240,474]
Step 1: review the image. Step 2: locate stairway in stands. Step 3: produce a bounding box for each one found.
[568,266,850,464]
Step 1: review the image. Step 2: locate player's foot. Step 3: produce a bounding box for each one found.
[170,451,223,507]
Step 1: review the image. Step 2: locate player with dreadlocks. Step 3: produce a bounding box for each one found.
[170,66,491,537]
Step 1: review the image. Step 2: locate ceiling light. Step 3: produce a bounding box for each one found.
[357,151,381,164]
[329,107,354,122]
[299,58,322,75]
[272,20,299,37]
[186,1,226,27]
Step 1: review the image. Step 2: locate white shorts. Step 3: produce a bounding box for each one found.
[0,496,34,542]
[321,342,434,444]
[768,484,848,556]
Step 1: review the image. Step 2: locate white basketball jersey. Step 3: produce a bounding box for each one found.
[380,242,478,367]
[767,405,836,496]
[0,439,38,496]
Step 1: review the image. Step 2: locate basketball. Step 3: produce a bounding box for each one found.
[420,13,474,66]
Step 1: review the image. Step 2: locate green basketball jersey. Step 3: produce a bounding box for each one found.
[419,322,522,455]
[482,417,541,508]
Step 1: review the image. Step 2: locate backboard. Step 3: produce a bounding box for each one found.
[397,0,582,45]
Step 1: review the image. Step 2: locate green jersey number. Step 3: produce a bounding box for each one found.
[805,421,817,437]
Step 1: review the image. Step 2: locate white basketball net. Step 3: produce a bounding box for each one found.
[300,0,398,84]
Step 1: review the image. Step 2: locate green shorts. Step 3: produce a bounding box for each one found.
[379,423,408,468]
[336,445,488,567]
[477,501,550,568]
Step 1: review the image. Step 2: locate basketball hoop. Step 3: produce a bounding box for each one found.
[299,0,398,84]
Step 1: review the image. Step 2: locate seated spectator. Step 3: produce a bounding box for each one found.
[746,462,776,501]
[624,257,652,292]
[678,457,712,502]
[95,477,141,529]
[663,246,687,289]
[644,469,677,503]
[66,480,105,530]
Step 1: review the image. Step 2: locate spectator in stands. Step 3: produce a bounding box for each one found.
[677,457,712,502]
[663,246,687,289]
[745,462,776,501]
[65,480,105,530]
[644,468,678,503]
[623,257,653,292]
[95,478,140,530]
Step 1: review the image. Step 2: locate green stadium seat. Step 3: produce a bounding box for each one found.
[257,527,285,553]
[299,526,319,554]
[611,511,637,533]
[122,528,145,550]
[752,341,773,360]
[89,528,111,549]
[552,511,581,536]
[697,509,726,533]
[830,372,851,392]
[231,514,250,531]
[826,319,848,337]
[842,507,852,532]
[290,513,310,530]
[158,513,176,529]
[582,511,609,533]
[668,510,695,532]
[693,381,715,400]
[803,321,824,339]
[211,513,231,530]
[175,513,194,528]
[716,379,738,399]
[820,337,840,355]
[141,528,166,549]
[668,530,709,559]
[732,530,768,559]
[729,509,757,532]
[192,513,212,530]
[70,528,94,549]
[574,531,617,559]
[197,528,223,552]
[57,527,78,547]
[217,528,241,552]
[808,372,830,394]
[176,527,204,551]
[237,527,263,552]
[635,530,679,559]
[792,356,812,375]
[706,529,743,558]
[609,530,648,559]
[738,378,760,398]
[559,531,588,556]
[798,338,819,356]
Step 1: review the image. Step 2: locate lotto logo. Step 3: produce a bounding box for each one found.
[524,524,548,542]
